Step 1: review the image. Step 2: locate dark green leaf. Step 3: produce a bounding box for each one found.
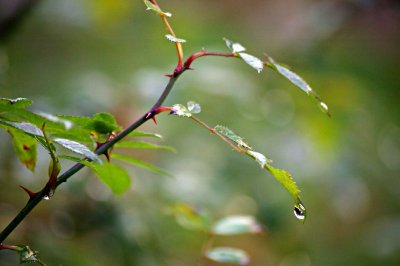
[112,153,172,177]
[53,138,100,163]
[206,247,250,265]
[116,141,176,152]
[90,112,121,134]
[212,215,262,235]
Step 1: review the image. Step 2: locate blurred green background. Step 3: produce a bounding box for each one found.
[1,0,399,265]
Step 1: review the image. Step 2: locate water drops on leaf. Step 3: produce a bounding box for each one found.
[223,38,246,53]
[187,101,201,114]
[37,112,73,130]
[53,138,101,163]
[247,151,270,168]
[143,0,172,17]
[294,199,307,222]
[0,97,33,108]
[1,121,43,137]
[165,34,186,43]
[171,104,191,117]
[212,215,263,235]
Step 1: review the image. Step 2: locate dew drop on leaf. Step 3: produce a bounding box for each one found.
[43,195,50,200]
[293,201,306,222]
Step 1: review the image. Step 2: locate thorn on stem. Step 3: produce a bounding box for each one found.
[19,185,37,199]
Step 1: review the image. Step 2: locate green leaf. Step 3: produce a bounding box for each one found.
[0,97,33,108]
[264,165,300,200]
[90,162,131,195]
[16,245,40,264]
[116,141,176,152]
[6,127,38,171]
[214,125,252,150]
[223,38,246,53]
[112,153,172,177]
[37,112,73,130]
[267,57,330,116]
[143,0,172,17]
[238,53,264,73]
[206,247,250,265]
[212,215,262,235]
[165,34,186,43]
[53,138,101,163]
[90,112,121,134]
[128,131,163,139]
[167,203,211,231]
[0,120,43,136]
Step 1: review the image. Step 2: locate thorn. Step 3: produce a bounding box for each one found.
[19,185,37,199]
[186,67,194,71]
[104,150,111,162]
[151,116,158,125]
[165,74,173,78]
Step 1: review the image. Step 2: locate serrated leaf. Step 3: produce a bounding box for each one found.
[0,120,43,136]
[187,101,201,114]
[206,247,250,265]
[223,38,246,53]
[112,153,172,177]
[90,162,131,195]
[212,215,262,235]
[167,203,211,230]
[214,125,252,150]
[6,127,37,171]
[165,34,186,43]
[0,97,33,108]
[116,141,176,152]
[128,131,163,139]
[143,0,171,17]
[53,138,101,163]
[239,53,264,73]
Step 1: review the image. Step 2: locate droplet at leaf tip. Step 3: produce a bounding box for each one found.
[294,199,307,223]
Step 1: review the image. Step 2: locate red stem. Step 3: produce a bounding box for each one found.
[184,50,236,69]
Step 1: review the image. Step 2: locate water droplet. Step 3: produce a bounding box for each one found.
[43,195,50,201]
[294,201,306,222]
[319,102,330,115]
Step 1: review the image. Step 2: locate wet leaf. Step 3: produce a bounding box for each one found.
[6,128,37,171]
[247,150,270,168]
[264,165,300,200]
[267,58,330,116]
[112,153,172,177]
[16,245,39,264]
[0,97,33,108]
[239,53,263,73]
[37,112,73,130]
[0,120,43,136]
[170,104,192,117]
[206,247,250,265]
[223,38,246,53]
[165,34,186,43]
[214,125,252,150]
[116,141,176,152]
[167,203,210,230]
[128,131,163,139]
[90,162,131,195]
[53,138,101,163]
[212,215,263,235]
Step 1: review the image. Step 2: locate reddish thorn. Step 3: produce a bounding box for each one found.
[165,74,173,78]
[187,67,194,71]
[104,151,111,162]
[19,185,37,199]
[151,116,158,125]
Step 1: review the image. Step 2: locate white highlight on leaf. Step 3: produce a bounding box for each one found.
[206,247,250,266]
[171,104,191,117]
[187,101,201,114]
[53,138,101,163]
[223,38,246,53]
[247,151,270,168]
[144,0,172,17]
[212,215,262,235]
[273,64,312,94]
[37,112,73,130]
[239,53,263,73]
[4,121,43,136]
[165,34,186,43]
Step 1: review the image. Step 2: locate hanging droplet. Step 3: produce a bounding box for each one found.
[293,200,306,222]
[319,102,331,117]
[43,195,50,200]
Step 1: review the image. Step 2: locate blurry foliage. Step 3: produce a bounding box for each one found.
[1,0,400,265]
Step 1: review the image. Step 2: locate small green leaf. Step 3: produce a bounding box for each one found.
[165,34,186,43]
[0,97,33,108]
[90,112,121,134]
[6,128,37,171]
[128,131,163,139]
[143,0,172,17]
[264,165,300,200]
[238,53,263,73]
[112,153,172,177]
[212,215,262,235]
[90,162,131,195]
[267,57,330,116]
[116,141,176,152]
[53,138,101,163]
[247,150,271,168]
[16,245,39,264]
[214,125,252,150]
[167,203,211,231]
[206,247,250,265]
